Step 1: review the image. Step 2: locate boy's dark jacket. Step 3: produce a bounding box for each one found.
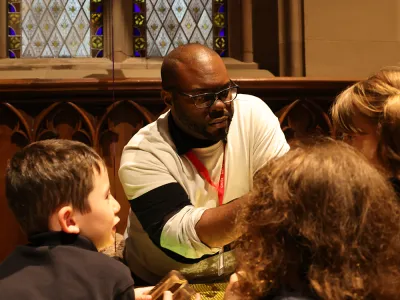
[0,231,135,300]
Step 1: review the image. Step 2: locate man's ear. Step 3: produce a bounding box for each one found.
[161,90,173,107]
[57,206,80,234]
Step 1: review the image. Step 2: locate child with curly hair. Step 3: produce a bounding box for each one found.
[225,139,400,300]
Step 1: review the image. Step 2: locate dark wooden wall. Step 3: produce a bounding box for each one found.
[0,77,355,261]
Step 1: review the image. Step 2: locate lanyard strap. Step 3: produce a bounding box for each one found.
[186,148,225,206]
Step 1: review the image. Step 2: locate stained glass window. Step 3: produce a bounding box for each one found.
[8,0,103,58]
[133,0,227,58]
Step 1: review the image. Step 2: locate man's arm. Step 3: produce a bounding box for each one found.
[120,150,246,259]
[195,197,245,248]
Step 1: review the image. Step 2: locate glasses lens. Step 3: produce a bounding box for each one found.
[218,89,230,100]
[194,93,215,108]
[225,87,238,102]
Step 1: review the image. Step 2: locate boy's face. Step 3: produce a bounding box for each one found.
[74,166,120,250]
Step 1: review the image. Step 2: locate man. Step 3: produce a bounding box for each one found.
[119,44,289,284]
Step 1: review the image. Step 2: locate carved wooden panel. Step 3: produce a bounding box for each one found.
[0,78,355,261]
[277,99,333,141]
[96,100,156,233]
[0,103,31,260]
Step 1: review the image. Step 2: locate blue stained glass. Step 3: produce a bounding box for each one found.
[8,4,16,12]
[96,26,103,35]
[134,3,141,13]
[219,28,225,37]
[134,51,140,57]
[96,5,103,13]
[96,50,103,57]
[9,50,16,58]
[133,28,140,36]
[9,27,16,36]
[218,5,225,13]
[220,50,226,57]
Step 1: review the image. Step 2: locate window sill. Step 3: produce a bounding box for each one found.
[0,57,272,80]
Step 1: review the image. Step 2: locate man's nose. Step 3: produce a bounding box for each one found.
[210,97,226,111]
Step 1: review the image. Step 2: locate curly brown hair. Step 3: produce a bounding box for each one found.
[235,139,400,300]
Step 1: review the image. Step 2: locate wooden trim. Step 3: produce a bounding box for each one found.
[0,77,357,94]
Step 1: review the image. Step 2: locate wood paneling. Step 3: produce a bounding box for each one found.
[0,77,356,261]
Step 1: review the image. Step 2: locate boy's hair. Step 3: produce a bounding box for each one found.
[236,139,400,300]
[331,66,400,177]
[6,139,104,235]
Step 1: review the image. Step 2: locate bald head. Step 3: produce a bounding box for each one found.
[161,44,226,90]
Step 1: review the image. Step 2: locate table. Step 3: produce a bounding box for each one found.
[191,282,227,300]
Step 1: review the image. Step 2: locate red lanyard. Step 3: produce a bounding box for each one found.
[186,148,225,206]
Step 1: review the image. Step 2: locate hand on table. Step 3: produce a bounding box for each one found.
[134,287,201,300]
[161,291,201,300]
[134,286,153,300]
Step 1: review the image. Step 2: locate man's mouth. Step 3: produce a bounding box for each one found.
[209,117,228,125]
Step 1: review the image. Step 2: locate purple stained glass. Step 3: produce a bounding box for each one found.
[134,3,141,13]
[134,28,141,36]
[9,50,16,58]
[219,28,225,37]
[219,50,226,57]
[96,5,103,13]
[9,27,16,36]
[96,26,103,35]
[96,50,104,57]
[8,4,16,12]
[134,50,140,57]
[218,5,224,13]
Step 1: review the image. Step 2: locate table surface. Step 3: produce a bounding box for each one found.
[191,282,227,300]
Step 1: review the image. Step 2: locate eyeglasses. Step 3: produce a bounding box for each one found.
[170,80,239,109]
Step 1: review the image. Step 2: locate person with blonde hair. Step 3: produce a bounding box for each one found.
[225,139,400,300]
[331,67,400,195]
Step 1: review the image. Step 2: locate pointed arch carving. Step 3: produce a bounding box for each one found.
[95,100,155,233]
[33,102,95,146]
[0,103,33,144]
[0,103,32,260]
[277,99,333,141]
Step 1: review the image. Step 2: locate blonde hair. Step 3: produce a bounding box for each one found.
[331,67,400,177]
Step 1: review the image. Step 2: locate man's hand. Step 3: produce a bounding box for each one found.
[196,196,248,248]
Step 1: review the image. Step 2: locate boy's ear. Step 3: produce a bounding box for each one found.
[161,90,173,107]
[57,206,80,234]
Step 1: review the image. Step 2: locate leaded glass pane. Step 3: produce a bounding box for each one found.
[7,0,103,58]
[133,0,228,57]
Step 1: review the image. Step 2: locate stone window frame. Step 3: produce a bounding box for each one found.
[0,0,255,74]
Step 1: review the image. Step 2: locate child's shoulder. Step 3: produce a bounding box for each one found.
[0,243,134,299]
[55,242,132,279]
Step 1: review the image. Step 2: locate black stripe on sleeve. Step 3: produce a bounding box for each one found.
[129,183,217,264]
